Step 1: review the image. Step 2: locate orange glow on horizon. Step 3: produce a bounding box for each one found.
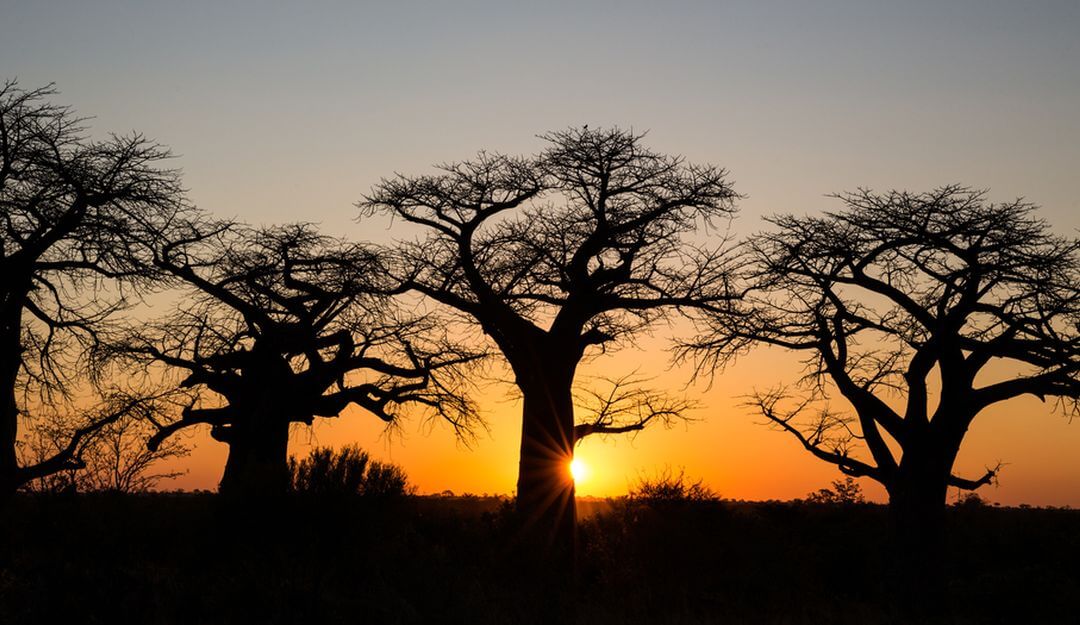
[153,331,1080,508]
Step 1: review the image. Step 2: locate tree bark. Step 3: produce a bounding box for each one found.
[217,414,292,497]
[886,448,952,611]
[515,367,577,555]
[0,301,24,497]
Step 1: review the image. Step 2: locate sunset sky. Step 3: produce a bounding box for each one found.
[3,0,1079,505]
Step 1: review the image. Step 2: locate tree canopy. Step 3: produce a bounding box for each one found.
[687,186,1079,532]
[116,221,481,494]
[362,126,741,548]
[0,80,188,491]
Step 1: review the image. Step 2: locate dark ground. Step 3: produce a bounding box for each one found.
[0,494,1076,624]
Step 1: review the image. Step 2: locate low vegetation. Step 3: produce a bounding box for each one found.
[804,477,866,505]
[1,489,1076,625]
[288,445,413,498]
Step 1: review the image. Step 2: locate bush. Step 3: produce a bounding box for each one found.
[628,467,717,504]
[288,445,413,498]
[805,477,866,505]
[954,491,989,509]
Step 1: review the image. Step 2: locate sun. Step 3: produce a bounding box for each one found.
[569,458,588,483]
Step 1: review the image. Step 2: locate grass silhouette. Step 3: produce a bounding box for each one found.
[0,492,1076,624]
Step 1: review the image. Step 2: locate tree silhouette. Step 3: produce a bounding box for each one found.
[20,390,190,493]
[361,127,739,549]
[118,222,480,496]
[804,477,866,506]
[687,186,1079,553]
[0,81,186,494]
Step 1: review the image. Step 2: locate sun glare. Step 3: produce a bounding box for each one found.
[569,458,588,483]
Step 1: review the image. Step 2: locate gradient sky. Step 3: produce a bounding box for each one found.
[3,0,1079,504]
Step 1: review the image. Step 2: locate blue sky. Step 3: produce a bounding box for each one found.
[4,0,1077,233]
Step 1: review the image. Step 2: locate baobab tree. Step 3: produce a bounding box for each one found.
[0,81,187,494]
[361,127,739,548]
[118,222,480,496]
[687,186,1080,552]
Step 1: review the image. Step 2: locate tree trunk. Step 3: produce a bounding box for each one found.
[217,414,291,497]
[0,303,24,497]
[515,369,577,556]
[886,450,952,612]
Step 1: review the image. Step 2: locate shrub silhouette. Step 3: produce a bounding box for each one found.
[954,492,988,510]
[288,445,412,498]
[629,467,716,505]
[805,477,866,505]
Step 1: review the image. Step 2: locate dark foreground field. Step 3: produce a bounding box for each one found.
[0,494,1077,624]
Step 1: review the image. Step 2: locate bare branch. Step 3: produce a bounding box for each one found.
[573,373,697,444]
[687,186,1079,507]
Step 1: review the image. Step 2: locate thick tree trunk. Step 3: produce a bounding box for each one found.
[888,471,948,554]
[515,370,577,554]
[217,415,291,497]
[0,357,20,496]
[0,304,24,497]
[886,450,952,611]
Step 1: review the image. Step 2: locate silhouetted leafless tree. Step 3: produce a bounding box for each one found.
[687,186,1079,552]
[0,81,187,494]
[361,127,739,550]
[20,389,190,493]
[117,222,481,496]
